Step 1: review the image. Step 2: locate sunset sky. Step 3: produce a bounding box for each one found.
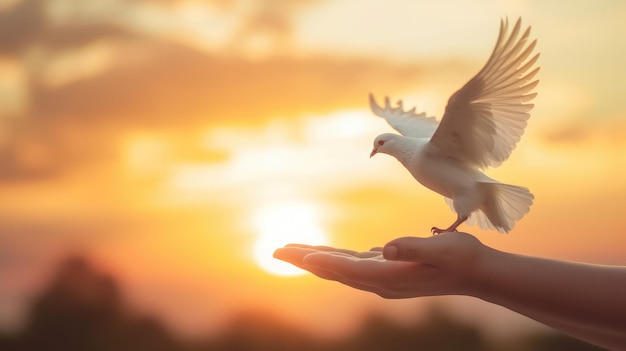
[1,0,626,342]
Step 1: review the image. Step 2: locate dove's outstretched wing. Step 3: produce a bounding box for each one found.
[429,17,539,169]
[369,94,439,139]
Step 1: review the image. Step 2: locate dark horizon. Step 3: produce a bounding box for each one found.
[0,255,602,351]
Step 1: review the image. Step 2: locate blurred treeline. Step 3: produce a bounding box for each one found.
[0,257,605,351]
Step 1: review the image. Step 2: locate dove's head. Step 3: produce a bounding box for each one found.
[370,133,403,158]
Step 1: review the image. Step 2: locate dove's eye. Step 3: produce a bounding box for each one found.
[377,140,385,146]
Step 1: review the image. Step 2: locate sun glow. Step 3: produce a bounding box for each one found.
[252,201,329,276]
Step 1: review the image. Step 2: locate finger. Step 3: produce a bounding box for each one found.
[287,253,362,282]
[313,247,383,259]
[303,251,357,268]
[369,247,383,252]
[275,246,358,261]
[310,245,360,256]
[383,232,479,262]
[284,243,317,249]
[303,252,408,284]
[382,236,429,261]
[273,247,319,265]
[285,244,363,256]
[354,251,384,259]
[274,248,365,277]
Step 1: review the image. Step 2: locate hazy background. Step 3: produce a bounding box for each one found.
[1,0,625,349]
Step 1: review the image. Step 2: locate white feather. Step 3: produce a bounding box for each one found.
[430,18,539,169]
[369,94,439,138]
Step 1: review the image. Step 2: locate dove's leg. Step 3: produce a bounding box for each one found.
[431,215,468,235]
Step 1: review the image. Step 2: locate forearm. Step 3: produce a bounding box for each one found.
[471,247,626,349]
[503,300,626,350]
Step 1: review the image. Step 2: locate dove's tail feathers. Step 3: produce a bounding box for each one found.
[466,183,534,233]
[475,182,533,233]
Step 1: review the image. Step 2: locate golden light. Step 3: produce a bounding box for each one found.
[41,41,118,88]
[124,134,170,176]
[252,201,329,276]
[0,58,28,117]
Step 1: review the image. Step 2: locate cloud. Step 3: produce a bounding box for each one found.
[1,32,434,182]
[0,0,47,54]
[226,0,323,56]
[542,123,590,144]
[0,0,324,55]
[541,118,626,146]
[0,0,474,188]
[0,0,138,55]
[34,43,423,123]
[0,0,392,181]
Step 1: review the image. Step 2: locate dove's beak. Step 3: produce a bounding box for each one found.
[370,148,378,158]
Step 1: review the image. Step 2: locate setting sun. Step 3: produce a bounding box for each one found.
[252,201,329,276]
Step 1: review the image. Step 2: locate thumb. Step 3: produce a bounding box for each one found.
[383,236,435,262]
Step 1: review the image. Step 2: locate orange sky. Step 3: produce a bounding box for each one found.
[1,0,626,342]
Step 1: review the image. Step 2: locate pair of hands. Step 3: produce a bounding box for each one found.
[273,232,485,298]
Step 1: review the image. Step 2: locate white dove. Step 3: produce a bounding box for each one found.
[369,18,538,234]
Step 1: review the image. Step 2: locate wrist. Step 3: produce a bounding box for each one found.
[459,242,503,298]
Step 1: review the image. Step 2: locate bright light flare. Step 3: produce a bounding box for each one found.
[252,202,328,276]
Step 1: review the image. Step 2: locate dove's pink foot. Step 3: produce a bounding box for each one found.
[430,215,468,235]
[431,226,456,235]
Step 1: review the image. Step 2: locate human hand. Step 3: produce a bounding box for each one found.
[273,232,486,299]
